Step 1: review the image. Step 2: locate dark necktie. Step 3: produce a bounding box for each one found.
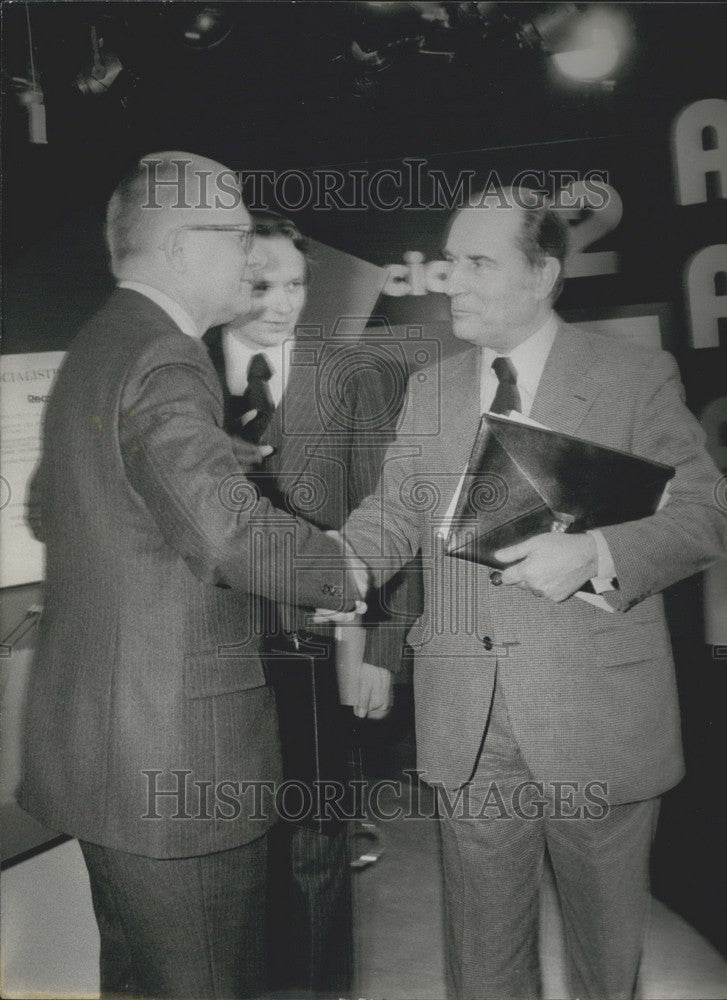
[489,356,521,415]
[231,352,275,443]
[228,350,288,513]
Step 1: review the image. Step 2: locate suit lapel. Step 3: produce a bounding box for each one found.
[202,326,238,431]
[529,321,602,435]
[203,326,225,395]
[434,345,483,518]
[273,353,325,481]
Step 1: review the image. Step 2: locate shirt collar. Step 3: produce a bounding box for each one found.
[118,280,200,339]
[221,329,287,403]
[482,311,558,399]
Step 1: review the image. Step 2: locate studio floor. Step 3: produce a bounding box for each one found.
[353,782,727,1000]
[2,781,726,999]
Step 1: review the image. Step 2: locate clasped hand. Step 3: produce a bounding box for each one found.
[494,532,598,602]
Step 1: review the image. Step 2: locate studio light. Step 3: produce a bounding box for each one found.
[551,6,631,83]
[12,74,47,143]
[182,5,233,49]
[15,3,47,143]
[74,26,123,96]
[519,4,581,54]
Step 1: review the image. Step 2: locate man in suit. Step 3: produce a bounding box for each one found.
[319,188,727,999]
[18,152,361,999]
[204,212,416,996]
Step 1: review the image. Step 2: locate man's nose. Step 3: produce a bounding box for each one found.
[443,260,465,296]
[270,289,294,313]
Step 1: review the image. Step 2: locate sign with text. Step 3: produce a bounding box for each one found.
[0,352,64,588]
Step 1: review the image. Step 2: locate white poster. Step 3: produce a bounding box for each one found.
[0,352,65,588]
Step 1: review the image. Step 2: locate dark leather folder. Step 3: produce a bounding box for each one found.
[262,631,351,834]
[444,414,675,571]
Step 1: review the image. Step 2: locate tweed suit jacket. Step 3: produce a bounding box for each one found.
[204,325,422,670]
[343,321,727,803]
[18,289,356,858]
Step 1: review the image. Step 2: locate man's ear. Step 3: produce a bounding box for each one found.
[164,229,187,274]
[535,256,561,301]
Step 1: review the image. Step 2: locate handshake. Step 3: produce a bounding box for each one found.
[232,436,369,620]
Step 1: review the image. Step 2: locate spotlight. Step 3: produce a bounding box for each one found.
[14,4,47,142]
[551,6,631,83]
[519,4,581,54]
[74,52,123,96]
[182,5,233,49]
[409,2,452,26]
[74,26,123,96]
[11,74,47,143]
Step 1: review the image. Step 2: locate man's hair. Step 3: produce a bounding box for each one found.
[515,198,569,303]
[251,210,312,281]
[105,152,239,277]
[251,211,309,255]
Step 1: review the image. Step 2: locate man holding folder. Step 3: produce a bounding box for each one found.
[321,188,727,999]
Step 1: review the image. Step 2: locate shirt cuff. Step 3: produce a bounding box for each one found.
[587,529,617,592]
[328,530,369,599]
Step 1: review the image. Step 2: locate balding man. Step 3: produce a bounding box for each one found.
[321,189,727,999]
[19,152,359,999]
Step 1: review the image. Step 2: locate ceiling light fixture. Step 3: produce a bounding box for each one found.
[74,25,123,96]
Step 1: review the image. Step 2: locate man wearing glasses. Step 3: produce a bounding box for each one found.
[19,152,361,999]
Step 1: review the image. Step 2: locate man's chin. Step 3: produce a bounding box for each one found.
[250,328,292,348]
[226,323,291,349]
[451,316,482,343]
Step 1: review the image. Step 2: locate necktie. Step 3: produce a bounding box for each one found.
[232,352,275,443]
[489,356,521,415]
[229,351,287,511]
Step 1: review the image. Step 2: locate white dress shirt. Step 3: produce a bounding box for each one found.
[118,280,199,339]
[480,312,558,416]
[220,330,288,406]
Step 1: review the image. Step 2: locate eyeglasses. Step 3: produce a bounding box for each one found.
[164,224,255,256]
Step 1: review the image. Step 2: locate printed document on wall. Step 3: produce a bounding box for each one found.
[1,353,65,588]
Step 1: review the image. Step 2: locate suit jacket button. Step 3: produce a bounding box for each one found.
[482,636,494,651]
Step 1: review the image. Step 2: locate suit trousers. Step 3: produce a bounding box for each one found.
[437,675,660,1000]
[266,821,353,996]
[79,833,268,999]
